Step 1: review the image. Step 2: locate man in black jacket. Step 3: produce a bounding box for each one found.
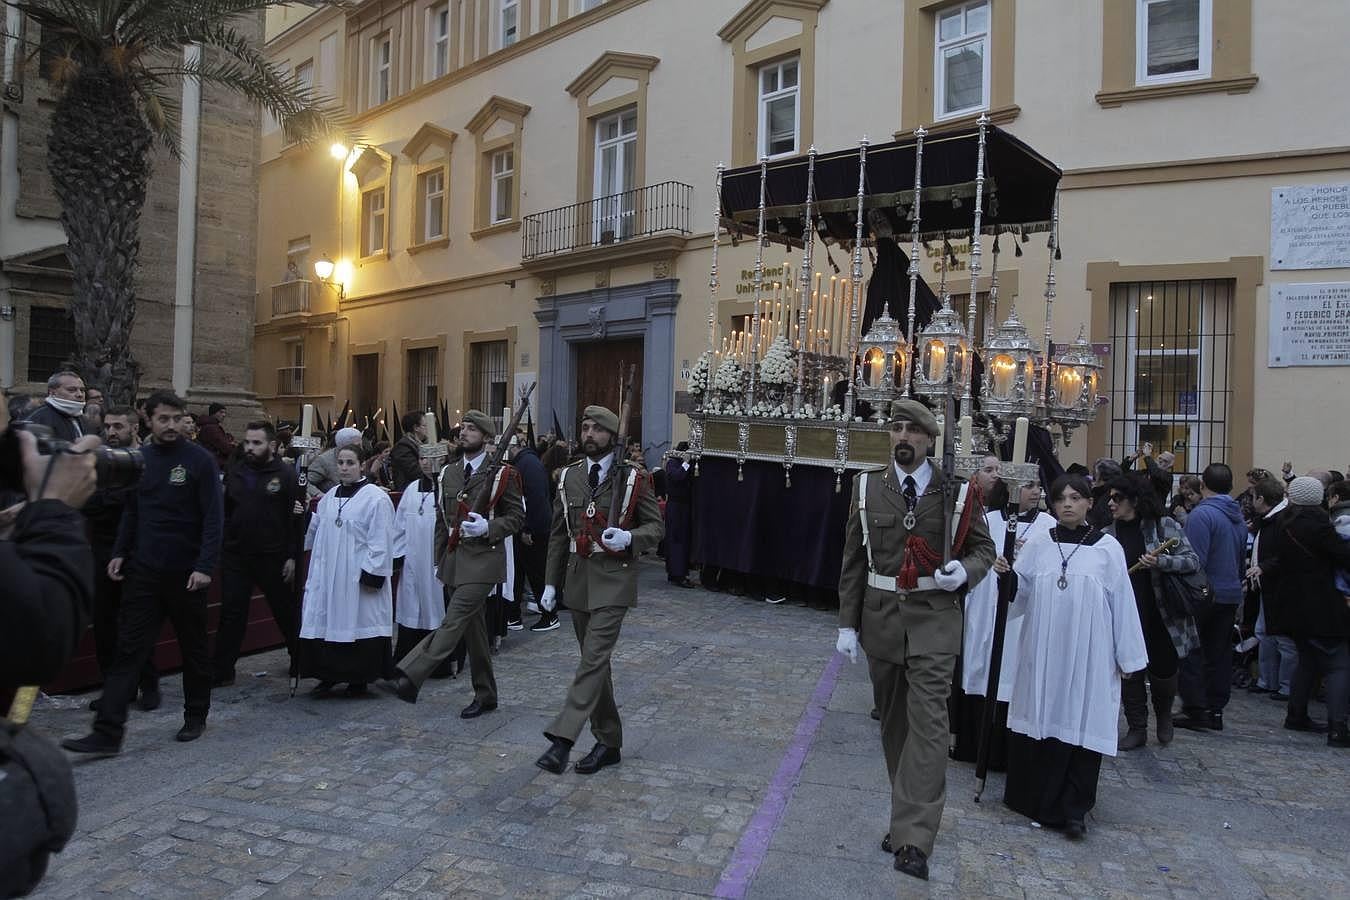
[83,407,159,710]
[508,436,556,631]
[391,411,428,491]
[211,421,304,686]
[22,370,87,441]
[63,390,223,755]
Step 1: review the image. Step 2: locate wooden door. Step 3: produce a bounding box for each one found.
[574,338,643,446]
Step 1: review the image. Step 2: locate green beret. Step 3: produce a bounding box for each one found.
[888,398,940,438]
[462,409,496,438]
[582,404,619,434]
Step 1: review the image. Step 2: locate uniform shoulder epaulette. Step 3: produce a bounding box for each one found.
[562,458,587,471]
[862,464,887,474]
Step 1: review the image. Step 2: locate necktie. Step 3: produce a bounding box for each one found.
[463,462,473,482]
[903,475,917,513]
[589,463,601,492]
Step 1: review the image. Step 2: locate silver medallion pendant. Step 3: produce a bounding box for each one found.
[585,501,596,518]
[903,512,917,530]
[1057,573,1068,590]
[335,517,344,528]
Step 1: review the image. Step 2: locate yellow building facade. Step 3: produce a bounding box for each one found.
[255,0,1350,474]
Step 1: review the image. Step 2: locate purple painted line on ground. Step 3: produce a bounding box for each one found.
[713,651,846,899]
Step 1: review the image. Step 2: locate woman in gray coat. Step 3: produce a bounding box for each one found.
[1105,473,1201,749]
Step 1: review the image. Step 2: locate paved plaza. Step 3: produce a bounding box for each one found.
[29,560,1350,899]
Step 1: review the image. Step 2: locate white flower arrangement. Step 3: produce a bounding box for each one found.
[700,397,743,416]
[818,404,847,422]
[687,351,711,396]
[713,357,746,394]
[748,400,791,419]
[758,336,795,386]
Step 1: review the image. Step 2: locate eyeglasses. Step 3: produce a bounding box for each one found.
[1107,492,1127,503]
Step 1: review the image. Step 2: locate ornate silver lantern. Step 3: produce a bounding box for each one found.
[914,294,971,401]
[979,308,1039,419]
[1047,324,1102,442]
[854,302,909,421]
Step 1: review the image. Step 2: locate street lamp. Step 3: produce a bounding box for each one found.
[313,254,345,300]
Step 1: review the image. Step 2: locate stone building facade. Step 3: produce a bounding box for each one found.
[0,8,263,422]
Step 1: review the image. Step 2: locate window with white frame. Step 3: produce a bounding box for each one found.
[361,187,387,256]
[1137,0,1210,84]
[429,4,450,79]
[499,0,519,49]
[934,1,990,119]
[757,57,799,159]
[594,107,637,241]
[371,32,392,105]
[294,59,314,95]
[419,168,446,242]
[489,149,514,223]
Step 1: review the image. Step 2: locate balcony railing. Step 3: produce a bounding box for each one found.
[522,181,692,260]
[271,280,312,317]
[276,366,305,396]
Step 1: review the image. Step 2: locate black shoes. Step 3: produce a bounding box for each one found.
[1268,691,1291,702]
[880,833,892,854]
[1064,819,1087,840]
[870,708,881,721]
[380,674,419,704]
[309,680,336,696]
[460,699,498,719]
[1208,710,1224,731]
[1284,716,1329,734]
[893,844,929,880]
[668,577,695,588]
[1329,724,1350,747]
[176,720,206,742]
[137,685,162,711]
[345,683,369,697]
[61,733,121,756]
[574,743,621,774]
[530,613,561,632]
[506,618,524,631]
[210,673,236,688]
[1173,710,1213,731]
[535,737,573,774]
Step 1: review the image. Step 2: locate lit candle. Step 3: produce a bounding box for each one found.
[1012,416,1030,464]
[990,355,1015,399]
[927,341,947,383]
[300,403,314,438]
[959,414,973,453]
[426,409,437,444]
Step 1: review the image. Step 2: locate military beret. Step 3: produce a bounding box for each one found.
[461,409,496,438]
[887,399,940,438]
[582,404,619,434]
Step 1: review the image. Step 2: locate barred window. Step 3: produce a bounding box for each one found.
[27,306,75,383]
[1107,279,1232,475]
[406,346,438,412]
[469,340,508,432]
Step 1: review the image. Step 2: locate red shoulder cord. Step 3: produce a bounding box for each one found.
[896,481,985,590]
[578,470,648,557]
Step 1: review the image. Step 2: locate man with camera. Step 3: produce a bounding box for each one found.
[63,391,223,755]
[81,407,159,710]
[1,388,99,897]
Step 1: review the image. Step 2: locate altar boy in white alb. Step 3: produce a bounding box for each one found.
[392,454,450,662]
[299,444,396,695]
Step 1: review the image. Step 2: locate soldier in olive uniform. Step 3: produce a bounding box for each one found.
[383,410,524,717]
[836,399,995,881]
[535,405,664,775]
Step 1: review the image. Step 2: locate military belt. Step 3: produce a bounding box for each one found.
[867,573,939,593]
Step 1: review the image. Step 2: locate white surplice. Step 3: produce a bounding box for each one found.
[1006,530,1148,756]
[392,480,443,630]
[301,482,395,642]
[962,509,1057,700]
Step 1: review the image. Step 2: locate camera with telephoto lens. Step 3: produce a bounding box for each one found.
[5,422,144,491]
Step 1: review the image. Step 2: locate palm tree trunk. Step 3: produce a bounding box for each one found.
[47,66,152,405]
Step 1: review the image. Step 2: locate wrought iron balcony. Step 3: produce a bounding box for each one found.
[522,181,692,260]
[271,280,312,317]
[276,366,305,396]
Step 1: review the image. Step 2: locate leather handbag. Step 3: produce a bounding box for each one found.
[1161,565,1213,618]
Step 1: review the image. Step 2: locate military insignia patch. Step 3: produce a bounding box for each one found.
[266,477,281,494]
[169,465,187,485]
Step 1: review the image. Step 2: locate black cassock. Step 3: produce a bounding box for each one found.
[663,458,693,580]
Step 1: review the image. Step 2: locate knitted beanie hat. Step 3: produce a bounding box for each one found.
[1287,476,1325,507]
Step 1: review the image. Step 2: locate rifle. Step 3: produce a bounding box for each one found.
[445,382,537,552]
[939,361,957,569]
[608,364,639,527]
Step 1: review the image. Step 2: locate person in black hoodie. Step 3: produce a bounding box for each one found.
[211,421,304,686]
[508,436,555,631]
[62,390,223,756]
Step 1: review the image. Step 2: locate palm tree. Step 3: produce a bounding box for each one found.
[7,1,344,403]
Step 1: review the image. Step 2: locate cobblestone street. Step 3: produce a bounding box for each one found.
[29,560,1350,899]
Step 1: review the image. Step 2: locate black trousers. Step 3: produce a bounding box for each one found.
[95,567,211,742]
[92,550,157,693]
[1004,733,1101,827]
[213,550,298,680]
[1179,603,1237,713]
[1290,637,1350,726]
[514,534,547,605]
[1137,592,1179,679]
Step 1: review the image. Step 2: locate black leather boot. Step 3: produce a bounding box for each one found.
[1150,673,1178,745]
[1118,672,1148,751]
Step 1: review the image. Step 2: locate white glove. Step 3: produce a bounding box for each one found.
[934,560,968,591]
[461,512,489,538]
[835,627,859,663]
[600,527,632,552]
[540,585,557,612]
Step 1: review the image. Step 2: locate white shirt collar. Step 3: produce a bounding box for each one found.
[463,450,487,473]
[586,452,614,482]
[893,459,933,496]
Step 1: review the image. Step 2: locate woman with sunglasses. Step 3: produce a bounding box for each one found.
[1104,473,1201,750]
[995,473,1147,839]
